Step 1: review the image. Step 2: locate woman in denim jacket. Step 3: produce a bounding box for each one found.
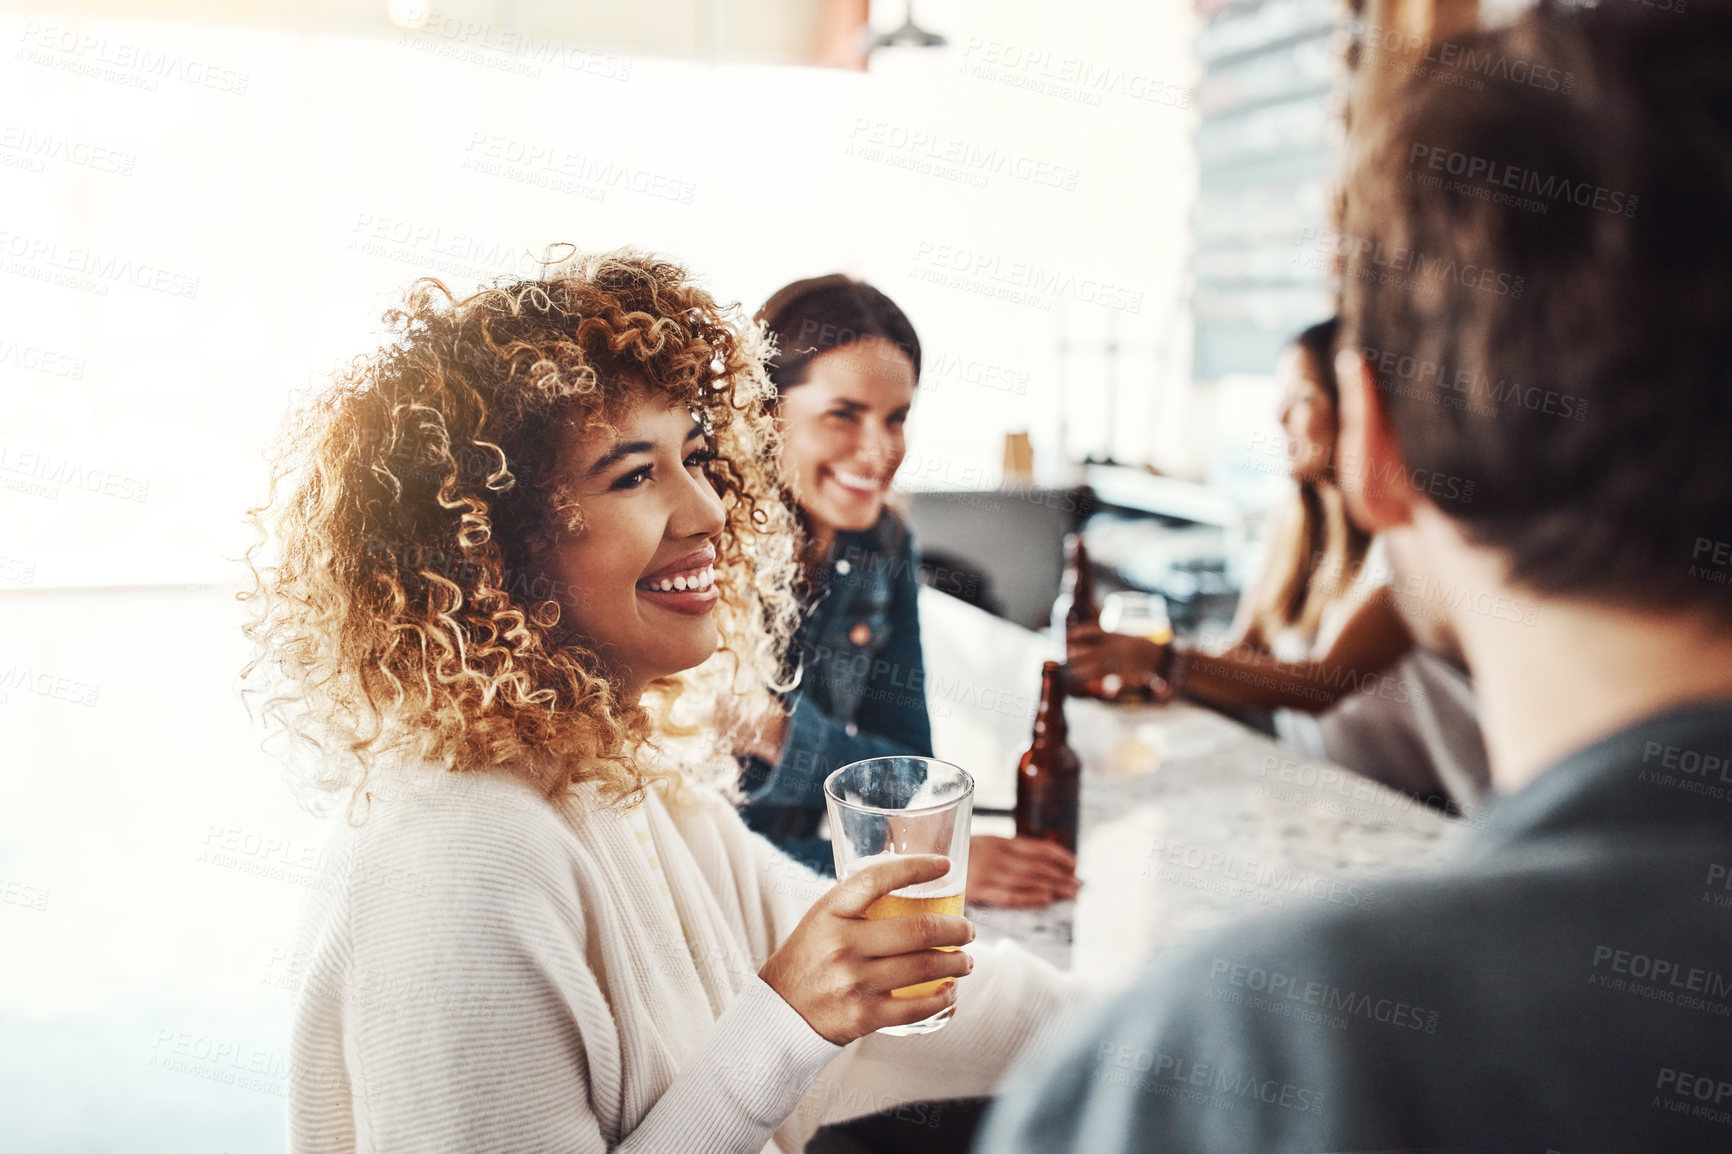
[737,276,1078,907]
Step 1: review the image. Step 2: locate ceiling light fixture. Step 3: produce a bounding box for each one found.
[866,2,947,54]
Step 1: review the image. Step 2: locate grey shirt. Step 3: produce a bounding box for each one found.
[979,701,1732,1153]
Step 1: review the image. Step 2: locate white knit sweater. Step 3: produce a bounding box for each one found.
[285,764,1086,1153]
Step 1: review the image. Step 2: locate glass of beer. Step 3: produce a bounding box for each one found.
[1100,591,1173,645]
[824,756,974,1036]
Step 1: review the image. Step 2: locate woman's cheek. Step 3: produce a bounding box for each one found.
[775,445,804,495]
[1313,416,1338,457]
[784,417,822,464]
[818,420,862,462]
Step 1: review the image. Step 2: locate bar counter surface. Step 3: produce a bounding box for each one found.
[917,587,1463,987]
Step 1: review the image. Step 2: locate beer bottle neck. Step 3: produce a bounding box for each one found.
[1032,674,1068,745]
[1064,541,1097,622]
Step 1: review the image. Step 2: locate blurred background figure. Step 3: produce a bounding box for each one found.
[980,2,1732,1146]
[1068,318,1489,810]
[1068,319,1408,712]
[1223,319,1400,672]
[735,275,1081,906]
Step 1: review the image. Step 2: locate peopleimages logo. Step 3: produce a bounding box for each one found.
[1143,836,1374,910]
[0,335,86,380]
[1208,959,1440,1033]
[402,12,633,81]
[1591,944,1732,999]
[0,125,137,175]
[0,444,150,502]
[1408,143,1639,217]
[0,230,200,300]
[1297,227,1524,299]
[461,132,697,205]
[1092,1042,1325,1114]
[0,664,101,707]
[909,241,1143,313]
[1353,21,1576,94]
[15,22,251,94]
[956,38,1191,110]
[1654,1066,1732,1127]
[1691,538,1732,588]
[846,119,1081,191]
[1361,345,1590,423]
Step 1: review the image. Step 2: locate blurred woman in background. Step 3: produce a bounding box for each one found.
[1226,318,1400,667]
[1074,318,1412,714]
[1071,318,1488,808]
[738,274,1080,907]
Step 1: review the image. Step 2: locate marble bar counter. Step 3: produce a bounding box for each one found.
[917,587,1464,989]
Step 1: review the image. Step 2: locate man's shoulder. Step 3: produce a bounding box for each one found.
[996,842,1732,1153]
[982,886,1494,1154]
[1116,888,1455,1045]
[1127,844,1680,1027]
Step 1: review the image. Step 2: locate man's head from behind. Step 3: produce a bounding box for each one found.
[1335,0,1732,624]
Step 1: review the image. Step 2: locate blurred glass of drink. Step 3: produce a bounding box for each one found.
[824,757,974,1036]
[1100,591,1173,645]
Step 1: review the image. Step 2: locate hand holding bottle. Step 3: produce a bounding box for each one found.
[1065,624,1171,699]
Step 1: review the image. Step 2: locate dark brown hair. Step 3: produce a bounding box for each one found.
[1341,0,1732,615]
[1294,318,1342,408]
[1254,317,1373,643]
[754,275,922,394]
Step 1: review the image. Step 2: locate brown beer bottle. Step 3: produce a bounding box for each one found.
[1056,533,1100,635]
[1054,533,1107,698]
[1015,661,1081,853]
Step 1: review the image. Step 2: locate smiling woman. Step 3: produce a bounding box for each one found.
[541,399,728,698]
[737,274,1082,908]
[241,247,1083,1153]
[244,248,798,806]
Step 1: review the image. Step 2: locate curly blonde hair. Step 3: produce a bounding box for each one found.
[243,247,800,814]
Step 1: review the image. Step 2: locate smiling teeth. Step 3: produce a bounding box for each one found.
[834,470,879,490]
[647,566,714,593]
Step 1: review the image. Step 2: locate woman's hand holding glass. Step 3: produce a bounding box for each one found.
[759,853,975,1045]
[1065,624,1174,699]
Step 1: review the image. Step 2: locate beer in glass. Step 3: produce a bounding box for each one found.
[824,756,974,1035]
